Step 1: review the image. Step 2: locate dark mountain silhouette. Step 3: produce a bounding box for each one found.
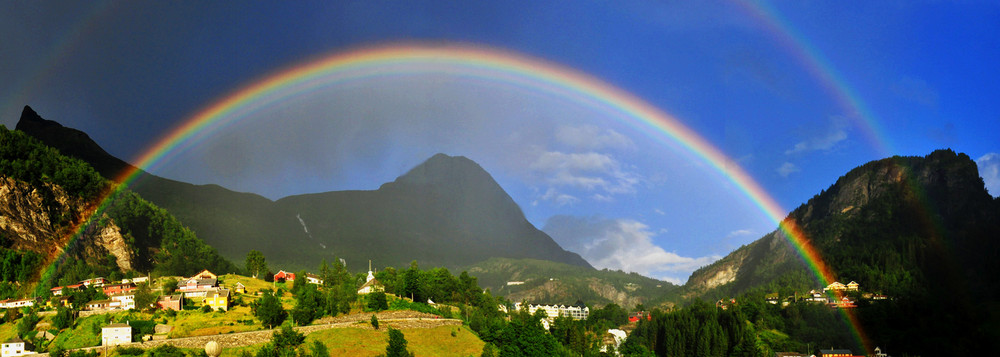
[16,106,592,272]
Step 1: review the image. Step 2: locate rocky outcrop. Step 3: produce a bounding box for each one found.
[586,279,645,308]
[0,177,59,244]
[0,176,134,272]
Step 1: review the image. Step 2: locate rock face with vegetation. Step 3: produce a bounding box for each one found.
[0,123,237,294]
[17,107,591,272]
[680,149,1000,355]
[466,257,677,309]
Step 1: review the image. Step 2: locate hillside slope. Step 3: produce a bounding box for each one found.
[0,124,236,293]
[681,149,1000,354]
[17,106,592,272]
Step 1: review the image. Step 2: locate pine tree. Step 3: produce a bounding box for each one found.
[384,328,413,357]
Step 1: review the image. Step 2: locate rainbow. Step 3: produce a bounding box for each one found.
[69,43,865,349]
[737,0,891,157]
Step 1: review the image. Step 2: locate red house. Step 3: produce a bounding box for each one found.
[102,283,136,296]
[274,270,296,282]
[628,311,652,322]
[50,284,84,296]
[156,294,184,311]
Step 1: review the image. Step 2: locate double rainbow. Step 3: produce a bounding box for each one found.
[69,43,866,350]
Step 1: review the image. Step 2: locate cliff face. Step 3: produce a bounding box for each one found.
[683,149,999,302]
[0,177,134,272]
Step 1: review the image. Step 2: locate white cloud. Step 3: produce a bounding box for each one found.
[540,188,580,206]
[555,125,634,150]
[544,215,720,284]
[977,153,1000,197]
[529,150,642,198]
[777,162,800,177]
[531,151,616,173]
[726,229,753,238]
[785,118,848,155]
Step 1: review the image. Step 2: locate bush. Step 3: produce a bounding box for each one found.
[367,292,388,311]
[201,304,214,313]
[148,344,184,357]
[114,346,145,356]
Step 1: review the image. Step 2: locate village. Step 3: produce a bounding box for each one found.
[0,265,609,357]
[0,266,395,357]
[1,268,903,357]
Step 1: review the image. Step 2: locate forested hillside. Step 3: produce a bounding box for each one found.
[0,125,237,296]
[677,150,1000,355]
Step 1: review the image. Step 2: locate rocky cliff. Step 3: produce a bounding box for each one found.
[0,176,134,272]
[683,149,1000,301]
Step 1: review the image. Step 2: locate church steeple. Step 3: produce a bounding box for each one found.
[366,260,375,282]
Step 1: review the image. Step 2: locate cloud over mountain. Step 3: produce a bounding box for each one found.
[978,153,1000,197]
[543,215,720,284]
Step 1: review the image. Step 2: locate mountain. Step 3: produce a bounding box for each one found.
[16,106,592,272]
[681,149,1000,354]
[465,257,678,309]
[0,124,237,295]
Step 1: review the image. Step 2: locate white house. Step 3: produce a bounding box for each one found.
[515,301,590,321]
[1,337,33,357]
[102,323,132,346]
[305,273,324,285]
[110,293,135,310]
[0,299,34,309]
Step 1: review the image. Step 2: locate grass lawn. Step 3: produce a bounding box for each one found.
[303,326,485,357]
[50,313,110,349]
[167,305,261,338]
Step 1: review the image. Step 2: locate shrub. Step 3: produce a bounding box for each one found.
[114,346,145,356]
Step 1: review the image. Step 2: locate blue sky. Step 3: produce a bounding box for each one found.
[2,1,998,284]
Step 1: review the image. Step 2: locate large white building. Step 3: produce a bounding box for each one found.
[1,337,33,357]
[514,301,590,321]
[102,323,132,346]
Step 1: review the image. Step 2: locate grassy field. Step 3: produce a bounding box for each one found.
[290,326,483,357]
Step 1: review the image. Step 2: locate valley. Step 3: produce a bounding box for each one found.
[2,109,999,356]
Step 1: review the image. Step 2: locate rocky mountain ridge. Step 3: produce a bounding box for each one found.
[683,149,999,300]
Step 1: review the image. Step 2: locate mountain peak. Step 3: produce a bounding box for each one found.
[386,153,493,189]
[15,106,135,180]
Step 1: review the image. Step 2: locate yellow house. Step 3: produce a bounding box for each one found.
[234,282,246,294]
[203,288,230,311]
[46,296,73,309]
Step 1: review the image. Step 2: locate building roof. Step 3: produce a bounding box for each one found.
[358,278,382,291]
[178,278,217,287]
[4,336,25,344]
[158,294,183,302]
[208,288,231,298]
[189,269,217,280]
[104,323,131,329]
[819,349,854,354]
